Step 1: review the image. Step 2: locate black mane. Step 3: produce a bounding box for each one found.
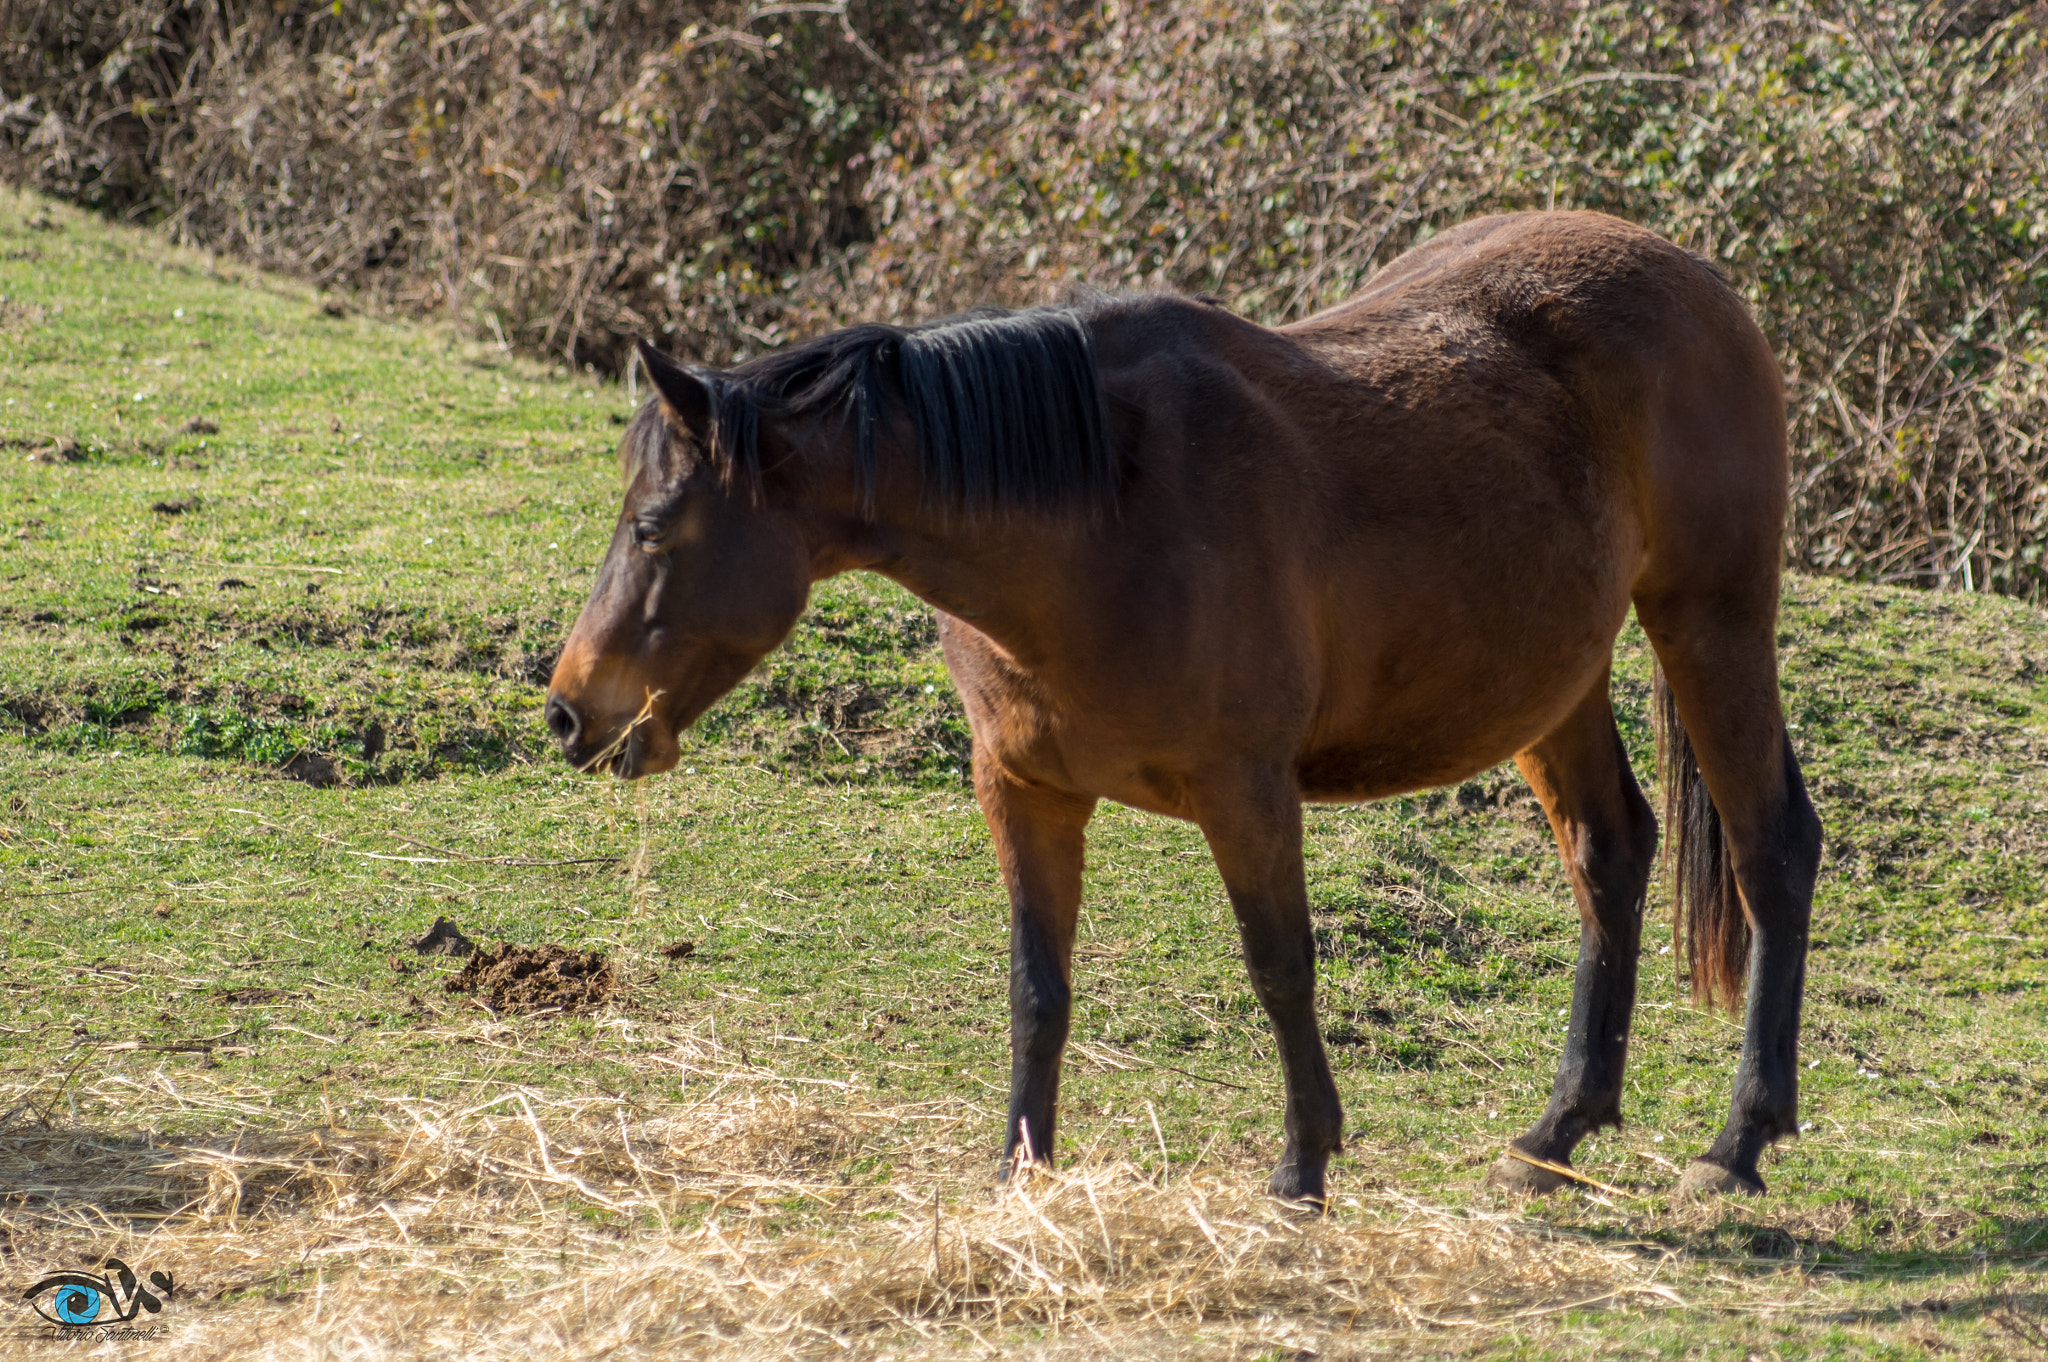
[634,303,1118,516]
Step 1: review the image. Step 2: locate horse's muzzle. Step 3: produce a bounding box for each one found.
[544,691,677,778]
[544,691,620,774]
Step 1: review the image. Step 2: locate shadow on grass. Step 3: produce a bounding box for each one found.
[1558,1201,2048,1298]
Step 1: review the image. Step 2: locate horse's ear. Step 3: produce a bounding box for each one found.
[637,340,714,436]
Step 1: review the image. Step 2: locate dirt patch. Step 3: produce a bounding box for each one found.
[1,696,51,733]
[411,916,476,958]
[0,296,47,330]
[7,434,81,464]
[218,987,300,1005]
[280,751,339,787]
[443,942,620,1016]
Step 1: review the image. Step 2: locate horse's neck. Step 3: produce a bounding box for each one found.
[805,492,1055,655]
[882,536,1021,628]
[784,417,1071,656]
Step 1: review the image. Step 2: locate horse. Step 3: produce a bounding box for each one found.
[544,211,1822,1207]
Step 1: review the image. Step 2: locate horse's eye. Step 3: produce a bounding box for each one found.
[632,519,666,555]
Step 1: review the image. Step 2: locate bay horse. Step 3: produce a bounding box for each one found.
[545,211,1822,1206]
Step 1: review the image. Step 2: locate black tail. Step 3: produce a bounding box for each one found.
[1653,664,1749,1011]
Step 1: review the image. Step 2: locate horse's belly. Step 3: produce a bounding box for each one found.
[1293,695,1570,801]
[1295,589,1628,801]
[1294,735,1523,802]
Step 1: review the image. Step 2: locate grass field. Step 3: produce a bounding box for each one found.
[8,188,2048,1357]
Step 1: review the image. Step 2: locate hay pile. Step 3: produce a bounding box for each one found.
[0,1044,1674,1358]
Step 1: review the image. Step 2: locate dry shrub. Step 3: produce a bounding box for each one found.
[866,1,2048,596]
[0,1062,1665,1357]
[0,0,909,370]
[2,2,2045,594]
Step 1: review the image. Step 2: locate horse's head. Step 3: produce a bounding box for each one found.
[547,309,1116,776]
[544,343,811,778]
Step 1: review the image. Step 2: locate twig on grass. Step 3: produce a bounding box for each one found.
[1634,1147,1682,1173]
[345,849,621,868]
[100,1027,242,1053]
[1067,1040,1252,1092]
[390,833,624,868]
[271,1025,344,1046]
[1503,1149,1639,1200]
[19,1049,98,1129]
[188,559,351,575]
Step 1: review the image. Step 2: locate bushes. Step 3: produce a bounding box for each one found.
[867,1,2048,595]
[4,1,2046,594]
[0,0,907,369]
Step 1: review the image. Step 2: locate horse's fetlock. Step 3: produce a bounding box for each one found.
[1570,1101,1625,1141]
[1752,1101,1798,1144]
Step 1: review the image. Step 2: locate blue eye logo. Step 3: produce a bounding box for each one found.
[21,1258,173,1329]
[50,1283,99,1324]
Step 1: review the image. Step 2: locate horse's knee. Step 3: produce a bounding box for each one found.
[1245,955,1317,1013]
[1730,744,1823,935]
[1010,966,1072,1057]
[1780,750,1823,887]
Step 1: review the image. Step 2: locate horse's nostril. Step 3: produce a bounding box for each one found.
[544,693,582,746]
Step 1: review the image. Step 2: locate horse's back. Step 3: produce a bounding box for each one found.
[1291,211,1748,344]
[966,215,1785,809]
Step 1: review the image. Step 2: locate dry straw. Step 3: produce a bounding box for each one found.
[0,1036,1676,1358]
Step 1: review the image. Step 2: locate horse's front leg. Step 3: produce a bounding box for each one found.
[1195,769,1343,1207]
[973,747,1096,1174]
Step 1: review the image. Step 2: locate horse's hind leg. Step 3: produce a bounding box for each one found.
[1621,277,1822,1194]
[1635,593,1823,1196]
[974,748,1096,1174]
[1485,665,1658,1193]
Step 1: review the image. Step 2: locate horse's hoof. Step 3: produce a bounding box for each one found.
[1483,1150,1572,1195]
[995,1154,1049,1185]
[1267,1164,1328,1212]
[1676,1158,1765,1199]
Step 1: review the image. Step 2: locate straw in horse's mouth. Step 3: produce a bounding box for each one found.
[577,687,668,779]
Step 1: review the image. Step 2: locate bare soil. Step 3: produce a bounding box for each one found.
[443,942,621,1016]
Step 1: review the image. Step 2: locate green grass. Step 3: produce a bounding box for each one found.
[8,187,2048,1356]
